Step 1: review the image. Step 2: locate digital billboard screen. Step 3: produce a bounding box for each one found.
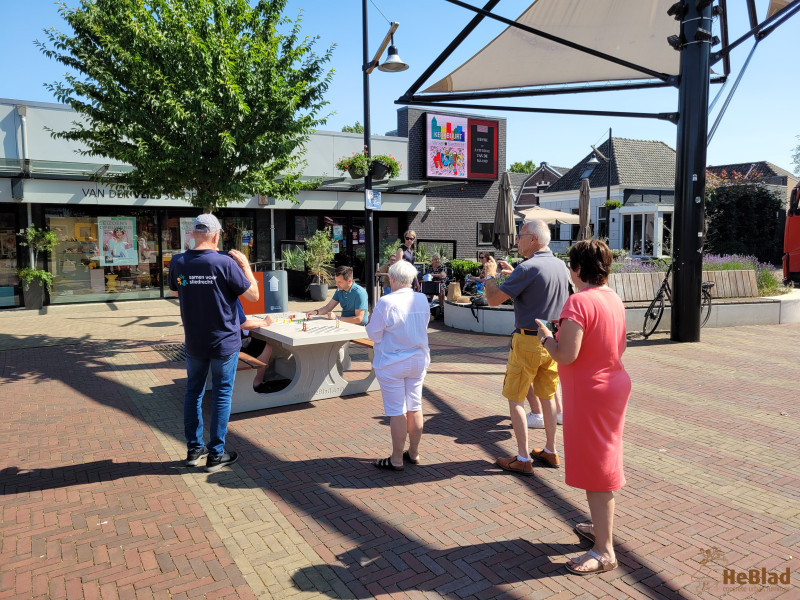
[425,113,498,180]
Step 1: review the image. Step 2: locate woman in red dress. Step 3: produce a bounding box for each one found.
[536,239,631,576]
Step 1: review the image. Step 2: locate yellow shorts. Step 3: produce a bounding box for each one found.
[502,332,559,403]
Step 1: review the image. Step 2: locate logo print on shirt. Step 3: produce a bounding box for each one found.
[177,275,188,286]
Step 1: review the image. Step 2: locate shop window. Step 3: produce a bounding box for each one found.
[597,206,609,240]
[220,216,254,262]
[477,222,494,246]
[46,209,161,303]
[0,212,19,307]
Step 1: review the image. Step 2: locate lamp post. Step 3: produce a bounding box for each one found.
[362,2,408,309]
[590,127,612,205]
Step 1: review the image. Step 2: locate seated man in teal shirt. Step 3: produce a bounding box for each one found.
[305,265,369,325]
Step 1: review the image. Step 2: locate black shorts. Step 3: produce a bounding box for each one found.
[240,336,267,358]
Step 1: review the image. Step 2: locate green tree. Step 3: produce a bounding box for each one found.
[792,135,800,176]
[38,0,334,210]
[341,121,364,134]
[508,160,536,173]
[705,171,784,263]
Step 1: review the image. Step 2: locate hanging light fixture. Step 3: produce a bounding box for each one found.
[378,36,409,72]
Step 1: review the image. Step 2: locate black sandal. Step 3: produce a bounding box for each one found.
[374,457,404,471]
[402,451,420,465]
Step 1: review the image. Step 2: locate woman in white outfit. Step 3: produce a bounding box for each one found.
[366,260,431,471]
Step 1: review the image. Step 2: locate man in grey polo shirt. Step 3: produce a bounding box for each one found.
[483,219,570,476]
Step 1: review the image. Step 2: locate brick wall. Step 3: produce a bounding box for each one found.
[396,107,507,260]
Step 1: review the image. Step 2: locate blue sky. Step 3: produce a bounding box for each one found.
[2,0,798,173]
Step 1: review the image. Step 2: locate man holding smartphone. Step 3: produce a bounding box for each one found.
[482,219,570,476]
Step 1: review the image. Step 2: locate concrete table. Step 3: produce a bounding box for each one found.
[230,314,379,413]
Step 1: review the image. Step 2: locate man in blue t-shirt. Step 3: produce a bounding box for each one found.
[168,214,258,473]
[305,265,368,325]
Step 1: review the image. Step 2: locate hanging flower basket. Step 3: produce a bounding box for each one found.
[336,150,369,179]
[335,149,402,180]
[370,160,390,181]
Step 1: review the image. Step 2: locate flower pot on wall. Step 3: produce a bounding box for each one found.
[370,160,390,181]
[347,166,366,179]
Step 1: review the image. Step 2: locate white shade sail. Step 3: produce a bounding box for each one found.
[424,0,680,93]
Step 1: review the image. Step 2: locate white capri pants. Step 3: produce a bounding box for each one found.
[375,356,428,417]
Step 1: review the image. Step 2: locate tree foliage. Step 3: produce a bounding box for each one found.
[38,0,334,210]
[508,160,536,173]
[705,170,784,264]
[341,121,364,134]
[792,135,800,177]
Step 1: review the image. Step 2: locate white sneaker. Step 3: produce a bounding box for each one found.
[526,412,545,429]
[557,413,563,425]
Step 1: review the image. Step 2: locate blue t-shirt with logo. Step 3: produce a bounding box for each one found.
[168,250,251,359]
[333,282,369,324]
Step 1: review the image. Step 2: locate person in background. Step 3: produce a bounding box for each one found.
[482,219,570,476]
[236,300,275,392]
[424,253,449,312]
[366,260,431,470]
[476,251,497,283]
[169,214,258,473]
[526,385,563,429]
[305,265,368,325]
[377,254,398,296]
[395,229,416,264]
[536,239,631,576]
[395,230,421,292]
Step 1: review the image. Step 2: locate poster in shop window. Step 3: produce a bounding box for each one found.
[98,217,138,266]
[179,218,196,252]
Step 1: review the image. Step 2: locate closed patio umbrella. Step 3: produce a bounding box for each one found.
[493,171,517,253]
[578,178,592,241]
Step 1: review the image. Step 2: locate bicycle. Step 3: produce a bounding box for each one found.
[641,263,715,339]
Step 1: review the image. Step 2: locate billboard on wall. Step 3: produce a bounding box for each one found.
[425,113,498,180]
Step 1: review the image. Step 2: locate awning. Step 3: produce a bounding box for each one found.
[517,205,579,225]
[424,0,679,94]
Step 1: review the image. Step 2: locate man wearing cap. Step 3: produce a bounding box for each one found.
[169,214,259,473]
[483,219,570,476]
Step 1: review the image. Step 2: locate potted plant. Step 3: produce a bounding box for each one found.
[302,228,334,301]
[335,149,371,179]
[16,225,59,310]
[370,154,401,180]
[604,199,623,209]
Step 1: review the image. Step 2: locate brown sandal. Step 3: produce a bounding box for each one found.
[574,522,595,543]
[374,457,404,471]
[402,451,420,465]
[565,550,618,576]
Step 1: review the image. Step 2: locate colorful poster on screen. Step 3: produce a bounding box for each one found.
[98,217,137,266]
[426,114,467,179]
[179,218,196,252]
[425,113,498,180]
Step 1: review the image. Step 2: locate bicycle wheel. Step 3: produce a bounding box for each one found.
[642,293,665,339]
[700,288,712,327]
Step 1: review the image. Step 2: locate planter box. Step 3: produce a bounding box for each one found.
[286,269,310,299]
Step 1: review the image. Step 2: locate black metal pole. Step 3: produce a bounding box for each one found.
[671,2,713,342]
[362,0,375,309]
[606,127,611,204]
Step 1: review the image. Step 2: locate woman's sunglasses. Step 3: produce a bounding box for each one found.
[405,236,415,241]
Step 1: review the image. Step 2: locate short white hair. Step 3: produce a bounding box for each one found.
[523,219,551,246]
[388,260,418,288]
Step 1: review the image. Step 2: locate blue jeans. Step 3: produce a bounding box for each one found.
[184,352,238,458]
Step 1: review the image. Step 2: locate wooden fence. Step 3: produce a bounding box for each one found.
[607,269,758,302]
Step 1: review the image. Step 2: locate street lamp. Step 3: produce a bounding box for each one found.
[590,127,612,206]
[362,2,408,309]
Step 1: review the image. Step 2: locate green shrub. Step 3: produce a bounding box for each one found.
[450,259,482,282]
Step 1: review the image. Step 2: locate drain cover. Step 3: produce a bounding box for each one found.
[152,343,186,362]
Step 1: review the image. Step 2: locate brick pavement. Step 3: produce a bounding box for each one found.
[1,300,798,599]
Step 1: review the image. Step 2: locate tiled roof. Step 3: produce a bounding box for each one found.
[707,161,795,180]
[545,138,676,193]
[506,172,528,197]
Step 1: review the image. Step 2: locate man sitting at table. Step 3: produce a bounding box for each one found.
[236,299,275,392]
[305,265,368,325]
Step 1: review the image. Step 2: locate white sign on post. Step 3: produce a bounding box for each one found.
[365,189,381,210]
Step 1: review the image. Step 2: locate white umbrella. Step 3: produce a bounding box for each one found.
[517,205,579,225]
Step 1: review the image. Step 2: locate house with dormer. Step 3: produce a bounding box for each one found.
[539,138,677,257]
